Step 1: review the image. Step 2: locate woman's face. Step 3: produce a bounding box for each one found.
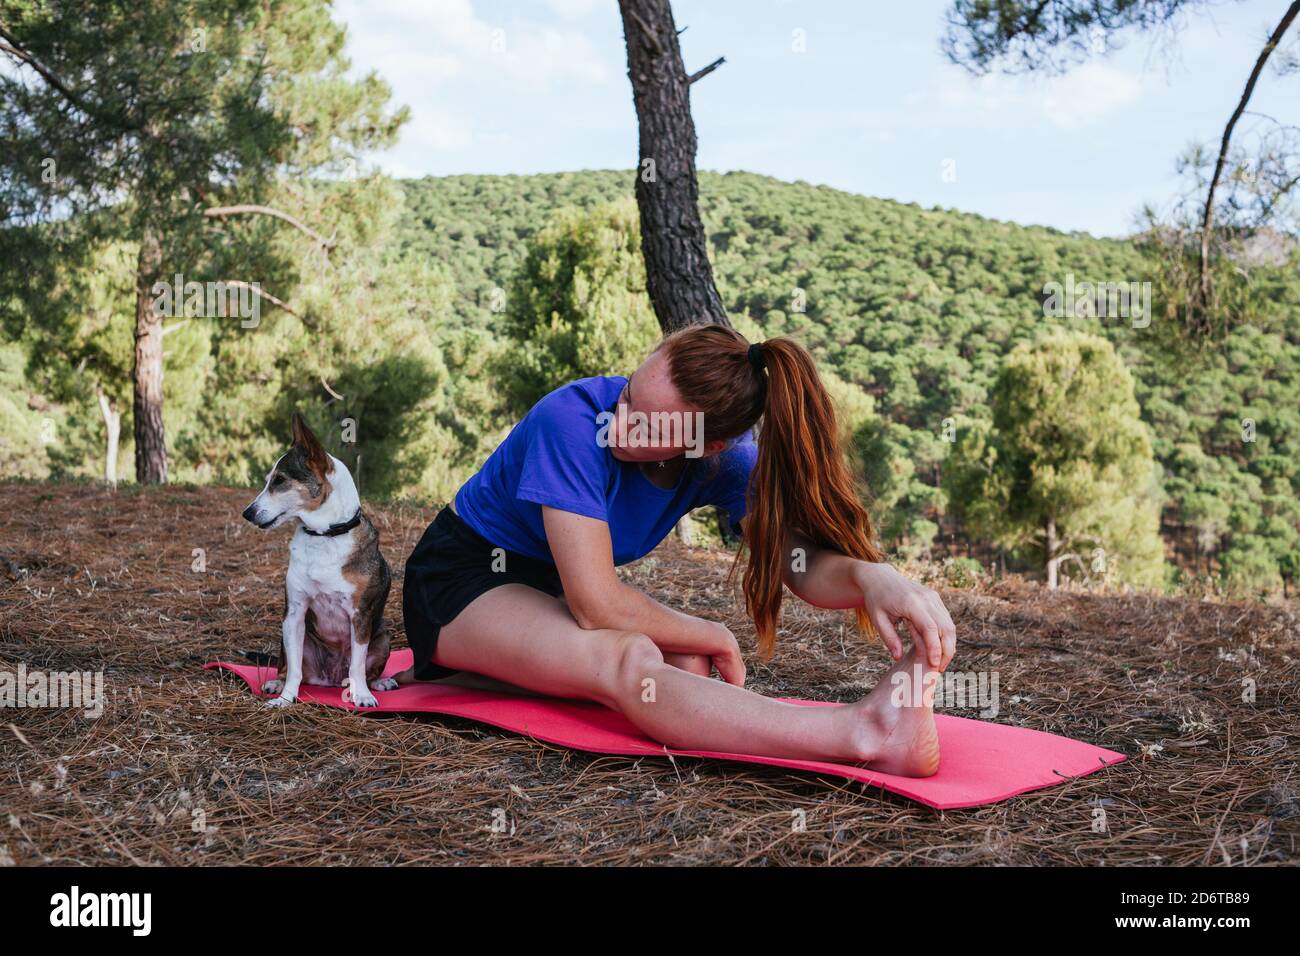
[606,348,725,463]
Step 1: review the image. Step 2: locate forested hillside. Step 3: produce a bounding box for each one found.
[397,170,1300,592]
[5,170,1298,592]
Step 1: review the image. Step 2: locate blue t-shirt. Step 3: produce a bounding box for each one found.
[455,376,757,565]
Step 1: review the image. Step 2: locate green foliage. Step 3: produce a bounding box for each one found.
[945,331,1165,587]
[0,341,57,478]
[942,1,1203,76]
[1280,551,1300,594]
[0,0,410,484]
[499,198,661,416]
[942,556,986,589]
[5,168,1298,593]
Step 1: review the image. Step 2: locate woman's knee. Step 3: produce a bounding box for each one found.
[596,630,663,707]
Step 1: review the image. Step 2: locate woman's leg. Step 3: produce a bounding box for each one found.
[428,583,941,775]
[662,651,713,676]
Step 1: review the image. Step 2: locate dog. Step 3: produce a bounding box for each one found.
[241,412,395,708]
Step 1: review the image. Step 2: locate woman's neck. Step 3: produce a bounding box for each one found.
[639,456,688,490]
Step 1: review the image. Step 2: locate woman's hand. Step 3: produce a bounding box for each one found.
[853,561,957,670]
[689,619,747,688]
[662,621,747,686]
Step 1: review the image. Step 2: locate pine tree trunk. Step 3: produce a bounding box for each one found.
[675,510,695,546]
[1045,516,1059,589]
[132,229,167,484]
[618,0,728,333]
[96,385,120,486]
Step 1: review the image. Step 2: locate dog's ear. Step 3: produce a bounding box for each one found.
[290,412,330,482]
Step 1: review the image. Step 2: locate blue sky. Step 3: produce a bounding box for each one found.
[334,0,1299,237]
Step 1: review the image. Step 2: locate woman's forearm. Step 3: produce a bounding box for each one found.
[782,530,876,609]
[781,530,957,668]
[569,580,725,655]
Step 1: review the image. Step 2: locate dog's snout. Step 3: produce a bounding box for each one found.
[241,502,260,524]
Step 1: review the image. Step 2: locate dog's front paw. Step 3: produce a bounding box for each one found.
[342,678,380,709]
[369,677,399,692]
[265,693,297,709]
[261,679,285,695]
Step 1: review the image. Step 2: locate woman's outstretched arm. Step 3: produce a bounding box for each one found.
[542,506,747,685]
[772,525,958,671]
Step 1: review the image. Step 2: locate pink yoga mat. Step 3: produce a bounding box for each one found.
[206,649,1125,810]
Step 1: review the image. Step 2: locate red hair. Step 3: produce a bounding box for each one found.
[659,325,884,657]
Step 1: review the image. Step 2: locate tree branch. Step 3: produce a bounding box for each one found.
[219,280,314,328]
[203,204,337,251]
[320,377,344,402]
[1255,171,1300,222]
[0,22,143,133]
[688,56,725,84]
[1198,1,1300,302]
[0,25,86,110]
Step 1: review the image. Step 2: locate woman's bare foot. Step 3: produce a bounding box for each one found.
[851,647,942,777]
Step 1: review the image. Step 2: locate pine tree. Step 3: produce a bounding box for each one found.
[945,331,1165,588]
[0,0,406,482]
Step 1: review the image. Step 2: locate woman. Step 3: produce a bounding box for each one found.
[397,325,956,777]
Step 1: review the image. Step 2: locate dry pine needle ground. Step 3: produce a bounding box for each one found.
[0,482,1296,865]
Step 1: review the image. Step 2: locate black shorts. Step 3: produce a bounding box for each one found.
[402,505,564,680]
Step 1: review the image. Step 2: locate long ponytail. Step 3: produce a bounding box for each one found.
[742,338,884,656]
[660,326,884,658]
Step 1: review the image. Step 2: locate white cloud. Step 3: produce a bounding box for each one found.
[1040,63,1144,129]
[545,0,603,19]
[337,0,610,91]
[335,0,613,173]
[938,62,1144,130]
